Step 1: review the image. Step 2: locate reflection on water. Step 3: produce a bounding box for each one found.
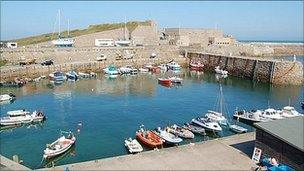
[0,69,303,169]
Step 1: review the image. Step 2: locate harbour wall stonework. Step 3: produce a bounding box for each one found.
[188,52,303,85]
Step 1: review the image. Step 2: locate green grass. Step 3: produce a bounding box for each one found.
[10,20,152,46]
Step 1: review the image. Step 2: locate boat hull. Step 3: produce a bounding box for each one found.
[136,131,163,148]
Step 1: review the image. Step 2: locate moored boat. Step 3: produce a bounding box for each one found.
[158,64,168,71]
[169,76,183,84]
[233,109,270,125]
[66,71,78,80]
[167,61,181,70]
[155,127,183,145]
[158,78,172,85]
[49,71,67,81]
[205,110,227,126]
[229,124,248,133]
[279,106,303,118]
[0,93,16,102]
[135,125,163,148]
[103,65,119,75]
[167,124,194,139]
[189,62,204,70]
[124,138,143,154]
[261,108,283,120]
[191,117,222,133]
[0,110,46,126]
[43,131,76,159]
[215,66,228,75]
[182,123,206,135]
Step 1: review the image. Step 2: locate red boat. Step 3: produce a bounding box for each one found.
[189,62,204,70]
[158,78,172,84]
[151,66,161,73]
[136,126,163,148]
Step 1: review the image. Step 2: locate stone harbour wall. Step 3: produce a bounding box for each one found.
[188,52,303,85]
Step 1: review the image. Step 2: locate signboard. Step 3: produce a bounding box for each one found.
[252,147,262,163]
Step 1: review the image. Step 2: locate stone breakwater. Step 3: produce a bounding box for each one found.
[188,52,303,85]
[0,46,187,82]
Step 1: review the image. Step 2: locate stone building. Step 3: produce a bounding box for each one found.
[254,116,304,170]
[131,20,158,46]
[164,28,235,47]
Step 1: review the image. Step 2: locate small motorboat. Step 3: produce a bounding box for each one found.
[150,66,161,73]
[66,71,78,80]
[167,124,194,139]
[182,123,206,135]
[158,78,172,85]
[205,110,228,126]
[43,131,76,159]
[169,76,183,84]
[0,93,16,102]
[0,110,46,126]
[279,106,303,118]
[215,66,228,75]
[229,124,248,133]
[261,157,295,171]
[261,108,283,120]
[167,61,181,70]
[78,72,90,78]
[233,109,270,125]
[103,65,119,75]
[189,62,204,70]
[191,117,222,133]
[136,125,163,148]
[119,65,138,75]
[139,68,149,73]
[124,138,143,154]
[49,71,67,81]
[155,127,183,145]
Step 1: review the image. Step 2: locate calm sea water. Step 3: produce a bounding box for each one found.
[0,69,303,169]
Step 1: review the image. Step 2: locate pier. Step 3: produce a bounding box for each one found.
[40,132,256,170]
[0,155,31,170]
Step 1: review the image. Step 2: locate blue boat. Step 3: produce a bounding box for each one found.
[261,157,295,171]
[103,65,119,75]
[66,71,78,80]
[49,71,67,81]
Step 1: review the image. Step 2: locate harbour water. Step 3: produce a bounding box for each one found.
[0,69,303,169]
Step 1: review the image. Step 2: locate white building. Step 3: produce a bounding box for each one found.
[95,39,115,47]
[7,42,17,48]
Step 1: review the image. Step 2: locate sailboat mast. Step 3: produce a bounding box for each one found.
[58,9,61,37]
[220,85,223,114]
[68,19,70,37]
[124,16,127,40]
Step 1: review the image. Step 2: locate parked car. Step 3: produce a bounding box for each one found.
[41,59,54,66]
[19,58,36,66]
[96,54,107,61]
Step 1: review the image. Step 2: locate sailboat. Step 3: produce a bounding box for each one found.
[52,10,75,47]
[205,85,228,126]
[115,17,131,46]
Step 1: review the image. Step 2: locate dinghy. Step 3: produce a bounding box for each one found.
[43,131,76,159]
[191,117,222,133]
[167,124,194,139]
[136,125,163,148]
[155,127,183,145]
[124,138,143,154]
[229,124,247,133]
[182,123,206,135]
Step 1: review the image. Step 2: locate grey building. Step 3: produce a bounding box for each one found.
[254,116,304,170]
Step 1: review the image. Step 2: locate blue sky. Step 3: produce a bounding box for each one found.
[1,1,303,41]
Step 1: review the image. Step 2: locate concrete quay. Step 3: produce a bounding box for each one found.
[40,132,256,170]
[0,155,31,170]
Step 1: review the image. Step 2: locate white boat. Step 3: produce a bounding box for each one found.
[169,76,183,84]
[280,106,303,118]
[205,85,228,125]
[215,66,228,75]
[158,64,168,71]
[43,131,76,159]
[155,127,183,144]
[229,124,248,133]
[233,110,270,125]
[0,110,45,126]
[191,117,222,133]
[119,65,138,74]
[139,68,149,73]
[96,54,107,61]
[205,110,227,125]
[0,93,16,102]
[52,10,75,47]
[167,61,181,70]
[182,123,206,135]
[103,65,119,75]
[167,124,194,139]
[78,72,90,78]
[261,108,283,120]
[124,138,143,154]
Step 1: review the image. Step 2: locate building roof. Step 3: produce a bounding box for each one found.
[254,116,304,152]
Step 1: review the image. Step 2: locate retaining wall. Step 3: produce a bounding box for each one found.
[188,52,303,85]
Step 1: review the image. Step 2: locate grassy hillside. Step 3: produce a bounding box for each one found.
[11,20,152,46]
